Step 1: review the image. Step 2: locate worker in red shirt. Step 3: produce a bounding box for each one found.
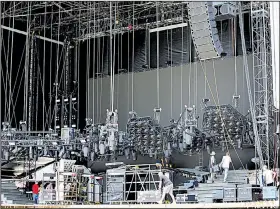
[32,182,40,204]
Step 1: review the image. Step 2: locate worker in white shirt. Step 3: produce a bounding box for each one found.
[209,151,216,183]
[262,165,274,186]
[157,172,176,204]
[220,151,232,182]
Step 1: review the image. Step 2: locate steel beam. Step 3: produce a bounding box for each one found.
[149,22,188,33]
[1,25,64,45]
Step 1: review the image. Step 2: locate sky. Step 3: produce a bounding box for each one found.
[270,2,279,109]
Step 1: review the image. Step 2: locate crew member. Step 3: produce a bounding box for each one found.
[262,165,274,186]
[32,181,40,204]
[157,172,176,204]
[209,151,216,183]
[220,151,232,182]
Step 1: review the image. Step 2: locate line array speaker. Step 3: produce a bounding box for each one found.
[187,2,224,60]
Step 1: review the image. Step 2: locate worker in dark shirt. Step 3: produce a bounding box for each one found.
[157,172,176,204]
[32,182,40,204]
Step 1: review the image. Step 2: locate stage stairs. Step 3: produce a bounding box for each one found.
[187,170,253,203]
[1,180,34,205]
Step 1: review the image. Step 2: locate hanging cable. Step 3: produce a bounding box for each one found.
[112,2,117,112]
[54,5,61,132]
[194,54,198,109]
[35,42,40,131]
[127,14,130,114]
[77,2,81,128]
[95,4,100,123]
[42,3,46,131]
[48,5,53,128]
[204,61,207,99]
[211,59,245,171]
[233,17,238,96]
[180,4,184,111]
[131,2,135,111]
[197,55,246,173]
[116,4,120,110]
[4,3,12,123]
[92,2,96,123]
[99,36,104,122]
[188,32,192,107]
[109,1,114,112]
[50,41,67,125]
[116,2,120,111]
[24,2,30,124]
[86,2,91,117]
[170,28,173,119]
[156,2,160,108]
[10,44,27,126]
[8,2,15,125]
[0,2,3,195]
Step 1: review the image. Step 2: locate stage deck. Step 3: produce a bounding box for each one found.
[1,201,279,208]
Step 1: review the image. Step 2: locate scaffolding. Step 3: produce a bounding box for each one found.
[40,173,56,204]
[251,2,274,167]
[51,160,103,205]
[106,164,171,204]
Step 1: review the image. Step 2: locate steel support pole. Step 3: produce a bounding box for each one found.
[1,25,64,45]
[0,1,2,205]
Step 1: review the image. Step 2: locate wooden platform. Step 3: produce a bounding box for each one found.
[1,201,278,208]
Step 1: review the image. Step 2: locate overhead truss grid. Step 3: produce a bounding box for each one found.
[1,1,189,40]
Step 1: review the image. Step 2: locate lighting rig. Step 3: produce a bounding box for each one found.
[0,121,88,168]
[126,108,168,160]
[82,109,120,161]
[0,122,59,166]
[202,104,253,151]
[166,105,206,156]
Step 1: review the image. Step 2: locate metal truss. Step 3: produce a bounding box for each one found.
[1,1,188,40]
[251,2,274,167]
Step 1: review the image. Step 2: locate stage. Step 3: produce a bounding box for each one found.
[1,201,279,208]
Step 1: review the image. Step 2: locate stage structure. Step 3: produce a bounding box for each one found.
[106,163,168,204]
[250,2,274,168]
[0,1,278,192]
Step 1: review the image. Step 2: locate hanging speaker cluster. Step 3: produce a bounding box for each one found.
[187,2,224,60]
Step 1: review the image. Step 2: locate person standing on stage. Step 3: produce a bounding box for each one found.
[220,151,232,182]
[209,151,216,183]
[32,181,40,204]
[157,171,176,204]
